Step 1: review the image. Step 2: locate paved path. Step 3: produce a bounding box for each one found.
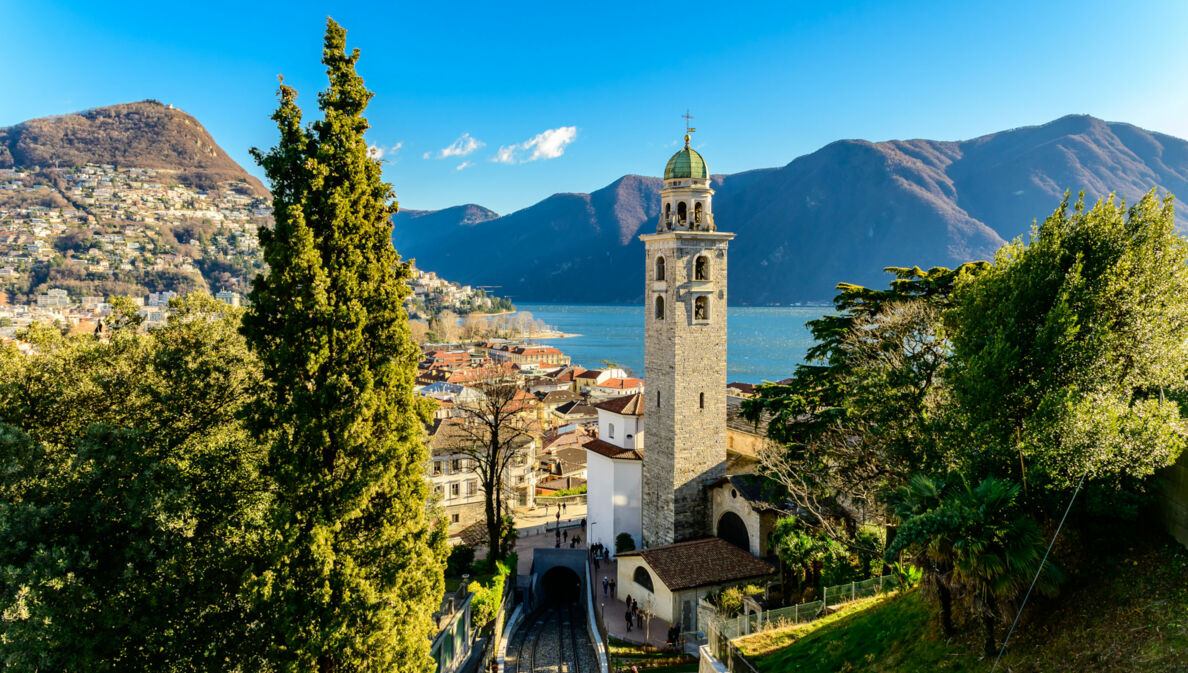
[590,556,673,649]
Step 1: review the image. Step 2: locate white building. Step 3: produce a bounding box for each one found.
[584,393,645,551]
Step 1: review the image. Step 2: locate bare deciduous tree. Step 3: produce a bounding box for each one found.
[452,374,537,561]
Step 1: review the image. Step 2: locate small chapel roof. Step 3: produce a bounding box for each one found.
[585,438,643,461]
[594,392,645,416]
[618,537,775,591]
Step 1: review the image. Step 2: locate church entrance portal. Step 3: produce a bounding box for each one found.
[717,511,750,552]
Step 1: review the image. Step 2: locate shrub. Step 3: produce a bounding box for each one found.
[447,544,475,577]
[616,532,636,554]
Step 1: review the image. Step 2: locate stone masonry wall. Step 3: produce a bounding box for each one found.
[642,231,732,547]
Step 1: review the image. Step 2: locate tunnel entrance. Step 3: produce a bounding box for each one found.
[541,566,582,604]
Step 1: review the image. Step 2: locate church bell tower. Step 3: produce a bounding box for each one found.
[640,127,734,547]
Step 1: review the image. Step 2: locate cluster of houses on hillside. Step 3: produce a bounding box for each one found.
[0,165,268,296]
[406,264,510,318]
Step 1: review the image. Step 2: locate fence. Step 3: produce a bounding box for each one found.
[707,573,903,659]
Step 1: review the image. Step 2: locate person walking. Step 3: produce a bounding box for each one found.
[562,502,567,514]
[603,577,609,596]
[625,609,633,632]
[563,529,568,542]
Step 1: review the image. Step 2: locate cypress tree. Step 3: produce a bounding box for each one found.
[243,19,445,672]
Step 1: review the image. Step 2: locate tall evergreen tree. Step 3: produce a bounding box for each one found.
[243,19,444,672]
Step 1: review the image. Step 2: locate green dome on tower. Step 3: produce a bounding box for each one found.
[664,136,708,180]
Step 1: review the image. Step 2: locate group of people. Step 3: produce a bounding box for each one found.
[555,527,582,549]
[601,575,617,598]
[590,541,610,571]
[622,595,644,632]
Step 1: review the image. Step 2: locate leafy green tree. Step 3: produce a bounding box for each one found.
[949,192,1188,513]
[769,517,845,603]
[242,18,445,672]
[747,264,985,539]
[0,294,267,672]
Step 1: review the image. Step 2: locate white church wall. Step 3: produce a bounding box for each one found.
[597,409,641,449]
[586,451,616,548]
[613,459,642,550]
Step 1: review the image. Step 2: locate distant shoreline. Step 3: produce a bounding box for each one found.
[527,331,581,339]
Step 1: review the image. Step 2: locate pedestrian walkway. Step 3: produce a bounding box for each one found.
[512,501,587,531]
[590,556,673,649]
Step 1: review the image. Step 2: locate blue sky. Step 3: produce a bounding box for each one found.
[4,1,1188,214]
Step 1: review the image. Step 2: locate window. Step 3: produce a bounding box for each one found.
[450,483,460,498]
[695,201,704,225]
[432,461,442,476]
[699,392,704,409]
[695,255,709,281]
[451,458,461,473]
[608,423,615,439]
[634,566,655,592]
[677,201,687,223]
[695,295,709,321]
[468,480,478,496]
[664,203,671,225]
[655,256,665,281]
[655,295,665,320]
[451,513,460,523]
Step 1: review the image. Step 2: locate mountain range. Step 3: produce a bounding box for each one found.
[393,115,1188,304]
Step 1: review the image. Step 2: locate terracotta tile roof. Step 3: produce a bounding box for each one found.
[555,401,598,418]
[594,393,645,416]
[617,537,776,591]
[549,366,588,383]
[727,382,756,394]
[598,377,645,389]
[585,438,643,461]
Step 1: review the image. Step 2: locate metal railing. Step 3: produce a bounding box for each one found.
[707,573,905,661]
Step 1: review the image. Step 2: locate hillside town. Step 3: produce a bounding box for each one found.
[0,164,508,341]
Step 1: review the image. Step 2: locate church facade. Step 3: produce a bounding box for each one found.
[640,135,734,547]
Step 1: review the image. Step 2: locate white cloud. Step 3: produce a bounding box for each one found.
[368,141,403,161]
[492,145,518,164]
[429,133,484,159]
[456,161,472,171]
[492,126,578,164]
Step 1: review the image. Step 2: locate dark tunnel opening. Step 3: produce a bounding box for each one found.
[540,566,582,605]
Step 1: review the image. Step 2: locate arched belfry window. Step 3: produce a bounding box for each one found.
[655,256,665,281]
[634,566,655,592]
[694,202,704,226]
[664,203,672,229]
[677,201,687,224]
[695,255,709,281]
[655,295,665,320]
[695,295,709,321]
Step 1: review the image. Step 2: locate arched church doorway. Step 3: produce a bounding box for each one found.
[717,511,750,552]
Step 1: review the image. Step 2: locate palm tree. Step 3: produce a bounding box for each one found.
[886,474,960,637]
[949,477,1060,658]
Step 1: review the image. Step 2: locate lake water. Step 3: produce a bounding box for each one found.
[514,303,829,384]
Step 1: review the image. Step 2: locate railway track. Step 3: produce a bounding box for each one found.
[506,601,593,673]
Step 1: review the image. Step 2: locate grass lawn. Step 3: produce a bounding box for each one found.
[743,531,1188,673]
[607,636,698,671]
